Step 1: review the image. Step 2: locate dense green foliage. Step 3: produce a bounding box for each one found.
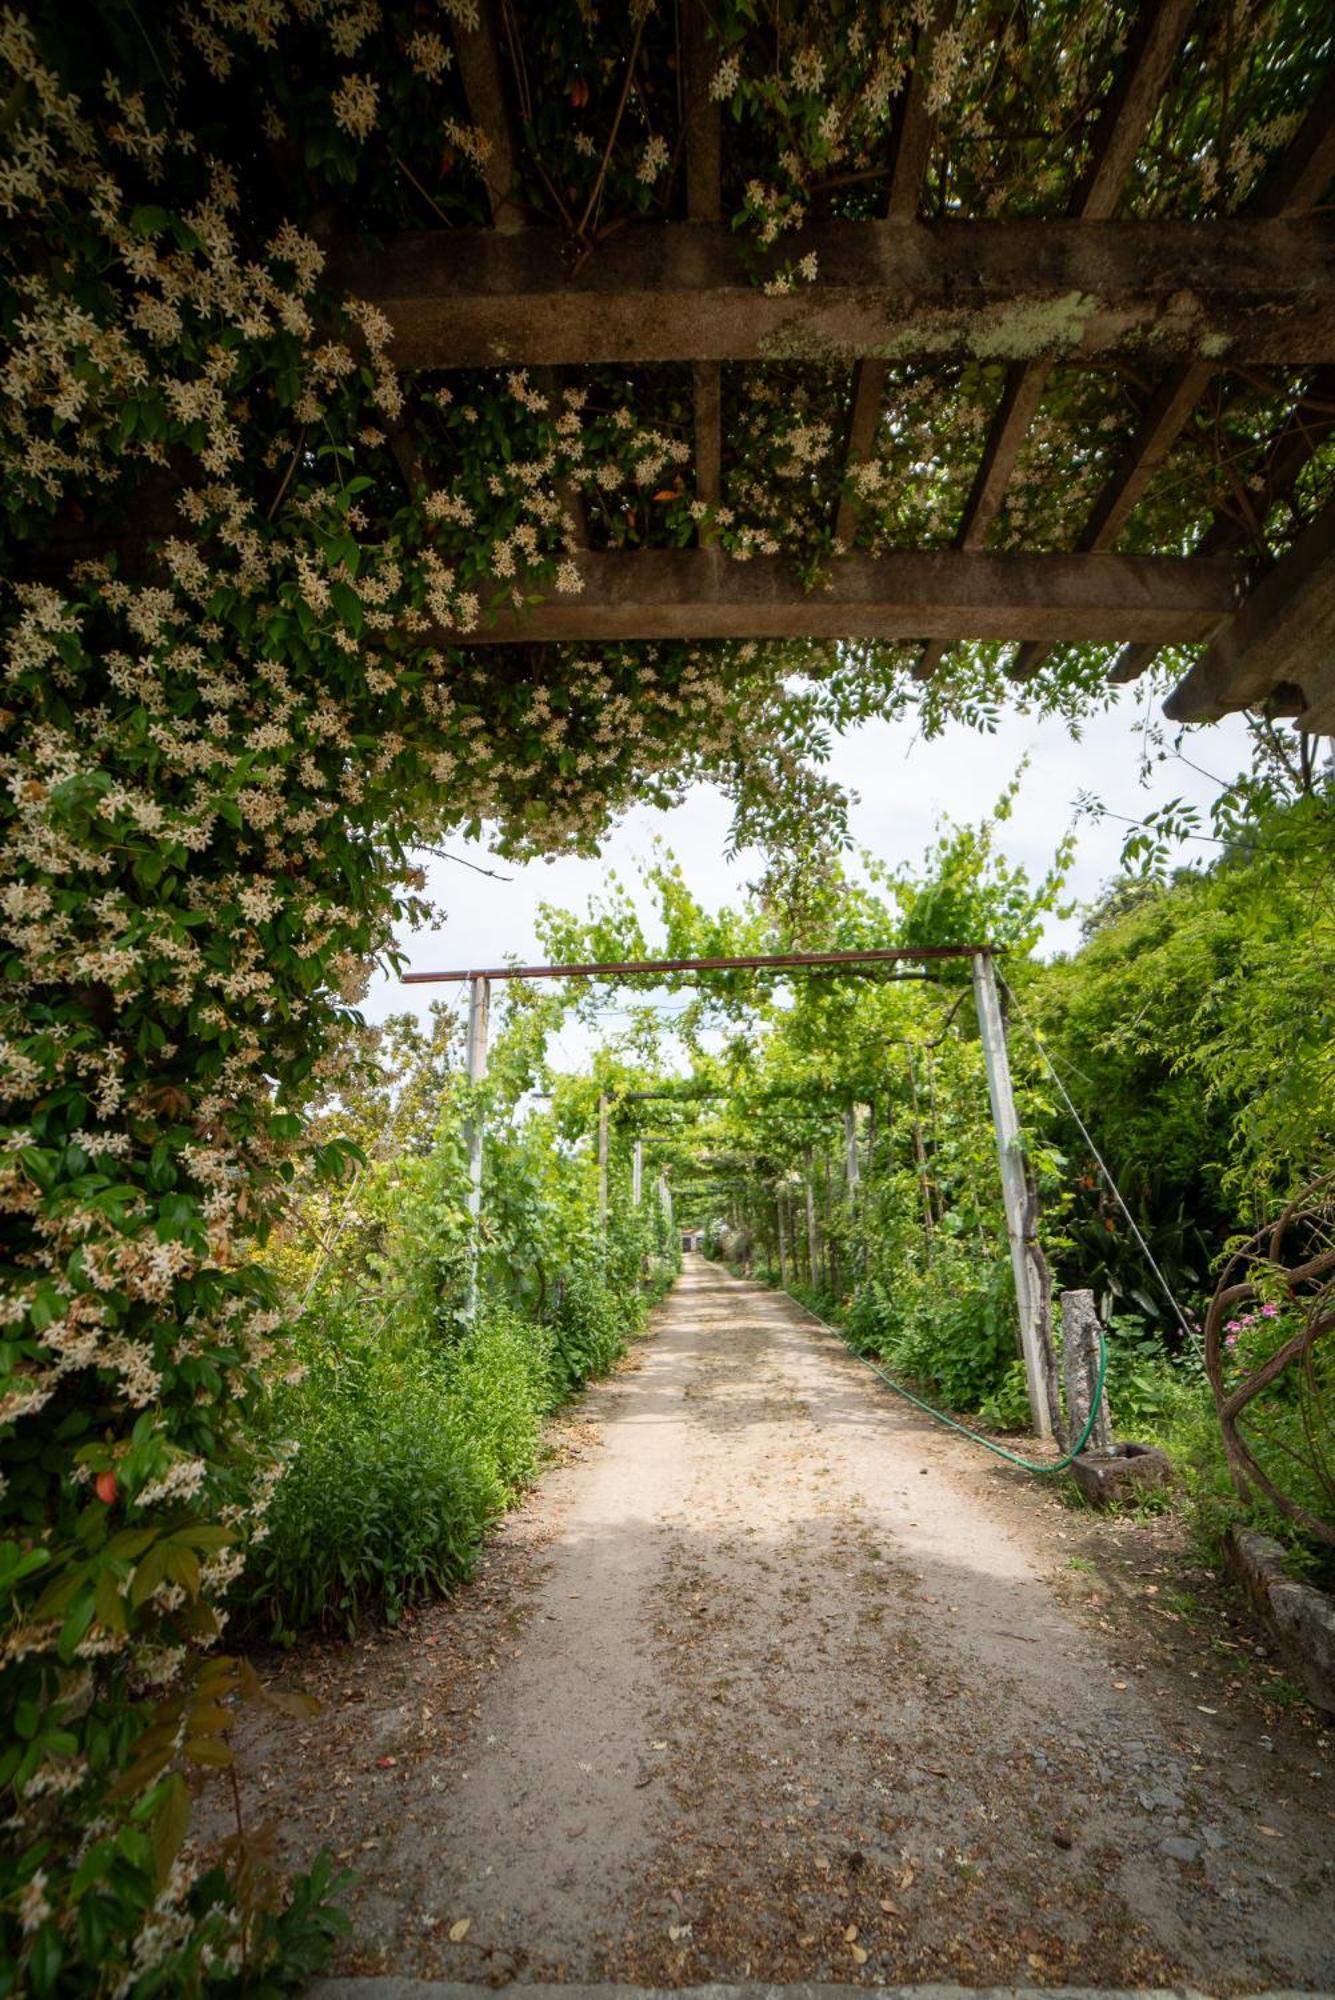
[538,785,1334,1579]
[1038,796,1335,1306]
[239,993,679,1641]
[2,0,1332,1988]
[238,1306,547,1640]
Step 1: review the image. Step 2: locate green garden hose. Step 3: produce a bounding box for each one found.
[782,1290,1110,1474]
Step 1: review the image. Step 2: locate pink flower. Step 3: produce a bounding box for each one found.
[1260,1302,1279,1318]
[1225,1332,1239,1348]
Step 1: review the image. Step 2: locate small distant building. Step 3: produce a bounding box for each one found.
[681,1228,705,1252]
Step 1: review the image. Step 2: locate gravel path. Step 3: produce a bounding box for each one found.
[252,1259,1335,1992]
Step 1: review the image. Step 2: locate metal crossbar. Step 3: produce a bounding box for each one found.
[402,944,988,984]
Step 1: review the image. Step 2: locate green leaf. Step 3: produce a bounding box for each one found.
[95,1571,128,1635]
[329,581,364,635]
[152,1774,191,1888]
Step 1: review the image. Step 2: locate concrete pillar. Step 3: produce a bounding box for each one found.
[597,1092,609,1230]
[463,974,490,1318]
[1061,1288,1113,1453]
[972,950,1050,1439]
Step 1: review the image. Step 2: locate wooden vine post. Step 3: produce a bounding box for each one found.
[905,1048,936,1246]
[971,951,1052,1439]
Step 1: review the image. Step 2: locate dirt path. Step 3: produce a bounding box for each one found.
[252,1260,1333,1993]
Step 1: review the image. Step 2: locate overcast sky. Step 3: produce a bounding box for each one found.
[370,685,1253,1067]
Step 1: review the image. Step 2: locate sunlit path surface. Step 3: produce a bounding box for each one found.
[270,1259,1334,1993]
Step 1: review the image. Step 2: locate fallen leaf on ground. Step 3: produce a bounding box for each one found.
[449,1918,471,1942]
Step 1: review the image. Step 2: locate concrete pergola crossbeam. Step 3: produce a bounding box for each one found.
[952,0,1199,566]
[330,218,1335,371]
[832,0,955,551]
[442,547,1238,646]
[1163,491,1335,725]
[344,3,1335,730]
[1105,364,1335,689]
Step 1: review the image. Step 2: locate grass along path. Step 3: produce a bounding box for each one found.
[226,1257,1334,1991]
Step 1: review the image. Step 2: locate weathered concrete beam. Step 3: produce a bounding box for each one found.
[453,548,1238,644]
[1104,368,1335,689]
[1163,494,1335,724]
[329,219,1335,369]
[681,0,723,535]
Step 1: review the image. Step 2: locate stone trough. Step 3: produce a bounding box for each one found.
[1068,1441,1175,1508]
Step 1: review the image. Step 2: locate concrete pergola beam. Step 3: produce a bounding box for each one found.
[331,219,1335,370]
[450,548,1239,644]
[1164,495,1335,724]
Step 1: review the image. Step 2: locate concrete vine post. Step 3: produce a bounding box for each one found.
[904,1047,937,1248]
[970,951,1051,1439]
[806,1174,820,1289]
[463,974,490,1320]
[597,1092,610,1238]
[776,1186,790,1286]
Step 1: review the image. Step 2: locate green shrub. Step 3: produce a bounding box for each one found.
[238,1304,553,1638]
[444,1308,554,1495]
[846,1248,1019,1412]
[976,1359,1032,1430]
[237,1266,659,1639]
[550,1262,640,1392]
[1155,1363,1335,1592]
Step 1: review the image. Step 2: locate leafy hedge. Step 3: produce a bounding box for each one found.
[840,1247,1019,1413]
[239,1304,566,1640]
[549,1263,642,1394]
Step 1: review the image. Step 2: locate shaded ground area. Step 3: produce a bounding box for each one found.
[222,1260,1334,1992]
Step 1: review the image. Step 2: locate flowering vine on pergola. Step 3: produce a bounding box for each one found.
[326,0,1335,725]
[1,2,1333,1990]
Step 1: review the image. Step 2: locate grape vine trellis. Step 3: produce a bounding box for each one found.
[1,0,1334,1989]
